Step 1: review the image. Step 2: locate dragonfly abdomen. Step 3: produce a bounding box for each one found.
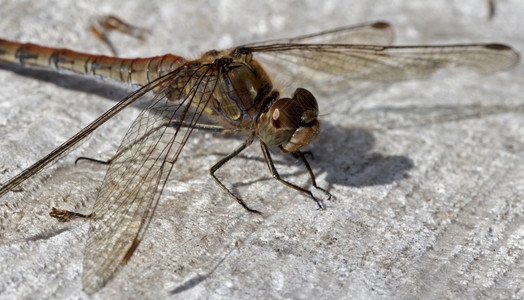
[0,39,186,87]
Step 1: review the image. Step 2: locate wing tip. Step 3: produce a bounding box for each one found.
[122,238,141,264]
[486,43,520,70]
[484,43,512,51]
[372,21,391,30]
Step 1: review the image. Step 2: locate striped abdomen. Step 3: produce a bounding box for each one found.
[0,39,187,87]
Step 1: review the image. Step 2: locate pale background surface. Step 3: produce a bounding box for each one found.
[0,1,523,299]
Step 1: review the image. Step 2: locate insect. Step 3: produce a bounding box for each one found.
[0,20,519,293]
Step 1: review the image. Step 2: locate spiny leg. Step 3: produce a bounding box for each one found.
[50,207,95,222]
[292,151,332,200]
[209,134,261,214]
[90,15,149,56]
[76,119,232,165]
[261,143,326,209]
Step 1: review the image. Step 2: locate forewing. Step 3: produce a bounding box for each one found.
[81,63,217,294]
[236,22,395,85]
[242,21,394,46]
[246,43,519,82]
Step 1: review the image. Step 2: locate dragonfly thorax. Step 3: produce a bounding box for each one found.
[256,88,320,153]
[210,58,273,126]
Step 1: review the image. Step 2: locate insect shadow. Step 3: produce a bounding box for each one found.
[313,122,413,186]
[0,63,131,101]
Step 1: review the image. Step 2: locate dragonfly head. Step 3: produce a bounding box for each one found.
[257,88,320,153]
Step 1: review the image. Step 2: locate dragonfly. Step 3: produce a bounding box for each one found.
[0,20,519,293]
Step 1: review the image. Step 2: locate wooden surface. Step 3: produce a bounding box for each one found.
[0,1,522,299]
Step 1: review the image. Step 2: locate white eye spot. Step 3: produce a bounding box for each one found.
[272,108,280,121]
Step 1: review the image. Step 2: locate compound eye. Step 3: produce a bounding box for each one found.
[268,97,296,129]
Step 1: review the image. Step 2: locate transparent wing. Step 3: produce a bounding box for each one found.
[0,67,187,245]
[236,22,395,85]
[241,21,394,46]
[244,43,519,82]
[81,63,219,293]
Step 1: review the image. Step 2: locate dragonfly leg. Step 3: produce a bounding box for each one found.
[209,134,261,214]
[261,143,326,209]
[90,15,149,56]
[75,119,233,165]
[169,121,232,133]
[292,151,332,200]
[49,207,95,222]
